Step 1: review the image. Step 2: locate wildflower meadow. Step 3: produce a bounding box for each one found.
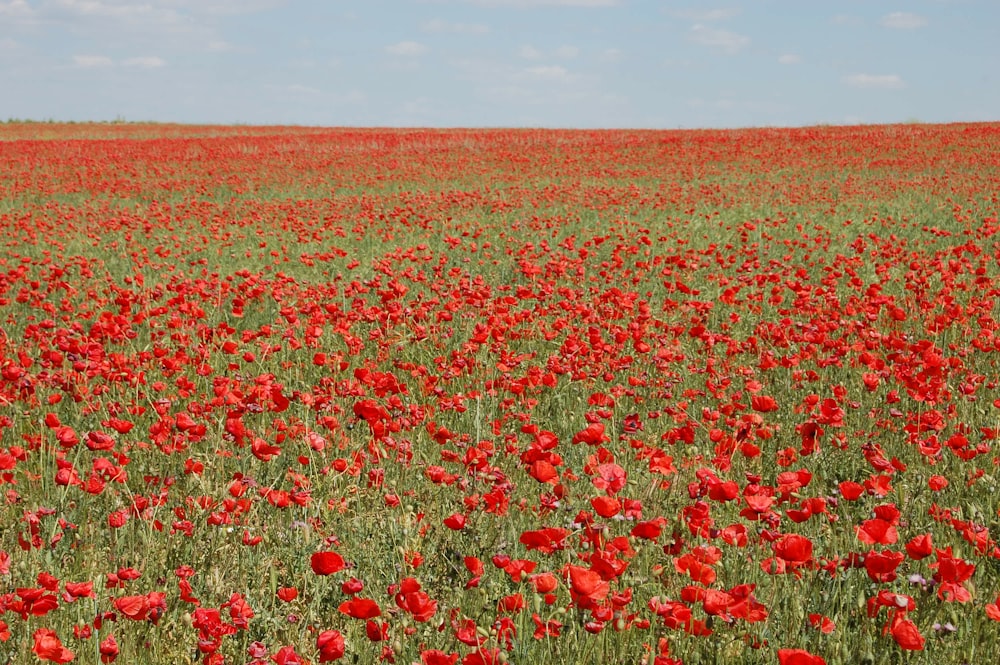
[1,122,1000,664]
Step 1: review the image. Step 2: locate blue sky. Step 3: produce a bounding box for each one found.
[1,0,997,128]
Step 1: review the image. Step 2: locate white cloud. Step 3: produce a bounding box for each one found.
[73,54,114,67]
[386,41,428,56]
[0,38,18,49]
[518,45,542,59]
[123,56,166,67]
[881,12,928,29]
[39,1,229,56]
[778,54,800,65]
[674,8,739,21]
[55,0,161,19]
[0,0,31,15]
[159,0,287,16]
[843,73,905,89]
[689,24,750,54]
[449,56,613,122]
[54,0,282,18]
[555,45,579,58]
[421,18,489,34]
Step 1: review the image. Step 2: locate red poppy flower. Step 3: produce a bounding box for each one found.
[565,565,609,607]
[395,577,437,622]
[720,524,748,547]
[777,649,826,665]
[311,551,345,575]
[272,645,305,665]
[519,527,569,554]
[99,634,119,664]
[443,513,466,530]
[891,618,925,651]
[32,628,74,664]
[114,595,150,621]
[856,518,898,545]
[773,534,813,563]
[420,650,459,665]
[838,481,864,501]
[863,549,904,582]
[750,395,778,412]
[590,495,621,517]
[986,595,1000,621]
[365,620,389,642]
[316,629,345,662]
[928,475,948,491]
[338,597,381,619]
[808,613,835,634]
[529,572,558,594]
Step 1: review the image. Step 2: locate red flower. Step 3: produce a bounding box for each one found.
[317,629,345,662]
[773,534,813,563]
[394,577,438,622]
[32,628,74,663]
[64,581,94,599]
[985,595,1000,621]
[863,549,904,583]
[928,475,948,491]
[443,514,466,530]
[114,595,150,621]
[311,551,345,575]
[750,395,778,412]
[99,635,119,664]
[519,527,569,554]
[529,572,558,594]
[527,460,558,484]
[904,533,933,560]
[838,481,864,501]
[565,565,609,608]
[777,649,826,665]
[421,650,459,665]
[365,620,389,642]
[272,645,305,665]
[856,518,897,545]
[338,597,381,619]
[808,613,835,634]
[891,618,925,651]
[590,495,621,517]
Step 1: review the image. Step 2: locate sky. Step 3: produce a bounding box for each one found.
[0,0,997,129]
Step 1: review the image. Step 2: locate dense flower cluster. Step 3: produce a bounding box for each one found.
[0,122,999,664]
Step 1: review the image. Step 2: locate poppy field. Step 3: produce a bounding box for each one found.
[2,121,1000,665]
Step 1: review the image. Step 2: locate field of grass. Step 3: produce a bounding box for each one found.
[1,122,1000,664]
